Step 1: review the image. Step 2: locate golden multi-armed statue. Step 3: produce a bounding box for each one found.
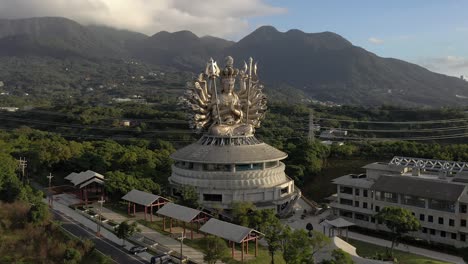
[179,56,267,136]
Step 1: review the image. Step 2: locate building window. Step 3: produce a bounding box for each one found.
[461,219,467,227]
[363,202,368,209]
[355,213,369,221]
[383,192,398,203]
[428,215,433,223]
[440,231,446,237]
[460,204,467,214]
[355,188,360,196]
[235,164,261,171]
[375,206,380,212]
[203,194,222,202]
[461,234,466,242]
[419,214,425,221]
[203,164,231,171]
[449,219,455,227]
[371,217,375,223]
[281,187,289,195]
[339,210,353,218]
[451,233,457,240]
[430,229,435,235]
[402,195,426,208]
[363,190,368,197]
[429,199,455,212]
[265,161,278,168]
[438,217,444,225]
[340,198,353,206]
[422,227,427,233]
[354,201,360,207]
[339,186,353,195]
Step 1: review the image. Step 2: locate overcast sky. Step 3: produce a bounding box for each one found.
[0,0,467,77]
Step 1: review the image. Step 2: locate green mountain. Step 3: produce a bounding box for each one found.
[0,17,467,107]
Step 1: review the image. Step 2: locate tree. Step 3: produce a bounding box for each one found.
[375,206,421,256]
[202,236,229,264]
[27,202,50,224]
[231,201,255,226]
[260,215,285,264]
[115,220,139,246]
[179,186,199,208]
[320,249,354,264]
[64,248,82,264]
[282,229,330,264]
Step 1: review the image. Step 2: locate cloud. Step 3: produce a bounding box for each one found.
[0,0,286,39]
[368,37,384,44]
[417,56,468,77]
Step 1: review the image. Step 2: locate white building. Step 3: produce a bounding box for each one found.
[169,135,300,216]
[330,156,468,247]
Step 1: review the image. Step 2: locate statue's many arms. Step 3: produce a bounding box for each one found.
[180,56,267,137]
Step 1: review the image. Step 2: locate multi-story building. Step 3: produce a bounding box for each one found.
[330,156,468,247]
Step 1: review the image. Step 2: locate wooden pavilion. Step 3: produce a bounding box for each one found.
[156,203,211,239]
[65,170,105,205]
[200,218,263,262]
[121,189,170,222]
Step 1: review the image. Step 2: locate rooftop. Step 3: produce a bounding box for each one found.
[65,170,104,186]
[332,174,375,189]
[171,135,287,164]
[121,189,169,206]
[199,218,262,243]
[371,175,466,202]
[156,203,206,223]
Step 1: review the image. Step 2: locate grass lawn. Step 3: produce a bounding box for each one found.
[347,238,452,264]
[184,238,286,264]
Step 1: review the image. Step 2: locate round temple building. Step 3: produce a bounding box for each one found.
[170,56,300,215]
[169,135,299,215]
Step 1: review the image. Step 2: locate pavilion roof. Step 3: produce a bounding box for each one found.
[122,189,169,206]
[322,218,355,228]
[200,218,262,243]
[156,203,206,223]
[65,170,104,187]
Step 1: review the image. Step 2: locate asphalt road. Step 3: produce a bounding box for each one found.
[53,210,148,264]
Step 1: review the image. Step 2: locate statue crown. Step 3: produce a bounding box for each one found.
[220,56,238,80]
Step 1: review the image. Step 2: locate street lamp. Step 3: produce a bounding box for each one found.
[46,173,54,207]
[97,196,105,236]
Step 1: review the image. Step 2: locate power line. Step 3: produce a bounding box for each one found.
[316,117,468,124]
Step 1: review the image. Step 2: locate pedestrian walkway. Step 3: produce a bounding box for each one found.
[98,203,206,263]
[284,198,465,264]
[49,196,153,262]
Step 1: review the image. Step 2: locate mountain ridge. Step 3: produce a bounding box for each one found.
[0,17,467,107]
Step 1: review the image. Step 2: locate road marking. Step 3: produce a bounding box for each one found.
[53,210,147,264]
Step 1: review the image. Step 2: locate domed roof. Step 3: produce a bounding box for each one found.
[171,135,287,164]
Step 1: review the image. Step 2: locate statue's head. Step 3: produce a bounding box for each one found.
[220,56,238,93]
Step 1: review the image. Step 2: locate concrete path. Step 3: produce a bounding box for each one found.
[284,198,465,264]
[49,195,153,262]
[99,204,206,263]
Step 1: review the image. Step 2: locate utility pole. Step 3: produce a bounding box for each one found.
[308,110,315,142]
[178,231,186,263]
[97,196,105,237]
[47,173,54,207]
[18,157,28,183]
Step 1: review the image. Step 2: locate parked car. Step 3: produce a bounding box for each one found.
[150,254,172,264]
[129,245,147,254]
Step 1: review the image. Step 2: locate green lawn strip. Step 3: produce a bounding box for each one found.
[347,238,451,264]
